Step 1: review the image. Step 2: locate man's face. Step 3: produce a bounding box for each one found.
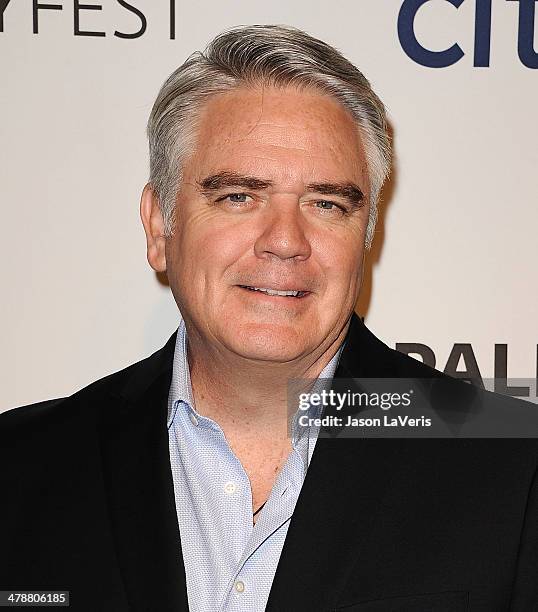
[158,86,370,364]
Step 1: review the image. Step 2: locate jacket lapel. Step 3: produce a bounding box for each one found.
[266,315,405,611]
[98,334,189,612]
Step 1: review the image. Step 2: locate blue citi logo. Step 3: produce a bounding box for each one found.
[398,0,537,68]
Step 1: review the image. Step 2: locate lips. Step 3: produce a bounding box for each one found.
[238,285,309,298]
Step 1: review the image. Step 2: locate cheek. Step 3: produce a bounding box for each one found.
[174,215,256,279]
[313,228,364,290]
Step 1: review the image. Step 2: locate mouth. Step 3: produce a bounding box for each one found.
[238,285,310,298]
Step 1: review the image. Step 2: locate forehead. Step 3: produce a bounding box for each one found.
[184,86,368,191]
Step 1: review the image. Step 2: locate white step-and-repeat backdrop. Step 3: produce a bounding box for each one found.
[1,0,537,410]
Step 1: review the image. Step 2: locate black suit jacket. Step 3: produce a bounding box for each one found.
[1,315,537,611]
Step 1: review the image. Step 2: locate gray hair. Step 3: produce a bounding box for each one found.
[147,24,391,248]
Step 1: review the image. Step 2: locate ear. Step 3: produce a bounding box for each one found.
[140,183,167,272]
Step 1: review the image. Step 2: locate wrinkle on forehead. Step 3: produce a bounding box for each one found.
[197,85,360,142]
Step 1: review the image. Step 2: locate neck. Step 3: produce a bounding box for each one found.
[185,322,348,437]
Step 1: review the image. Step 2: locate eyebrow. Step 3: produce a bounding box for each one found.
[306,182,364,207]
[197,171,365,208]
[198,172,272,193]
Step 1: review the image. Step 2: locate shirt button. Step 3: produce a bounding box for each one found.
[224,481,237,495]
[189,413,198,426]
[235,580,245,593]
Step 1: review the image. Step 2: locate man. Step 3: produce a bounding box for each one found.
[1,25,537,612]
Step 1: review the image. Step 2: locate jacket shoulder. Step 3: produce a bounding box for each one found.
[0,331,177,436]
[342,316,537,421]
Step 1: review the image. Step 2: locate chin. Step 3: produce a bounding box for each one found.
[225,322,313,363]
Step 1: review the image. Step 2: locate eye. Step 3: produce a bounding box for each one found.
[314,200,346,215]
[217,193,252,204]
[316,200,336,210]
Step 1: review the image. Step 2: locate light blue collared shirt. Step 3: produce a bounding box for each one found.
[167,321,342,611]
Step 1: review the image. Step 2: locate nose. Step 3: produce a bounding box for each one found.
[253,199,312,262]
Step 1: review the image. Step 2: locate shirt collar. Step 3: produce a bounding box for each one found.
[167,319,194,428]
[289,345,343,469]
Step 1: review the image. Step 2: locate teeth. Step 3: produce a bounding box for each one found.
[246,286,301,297]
